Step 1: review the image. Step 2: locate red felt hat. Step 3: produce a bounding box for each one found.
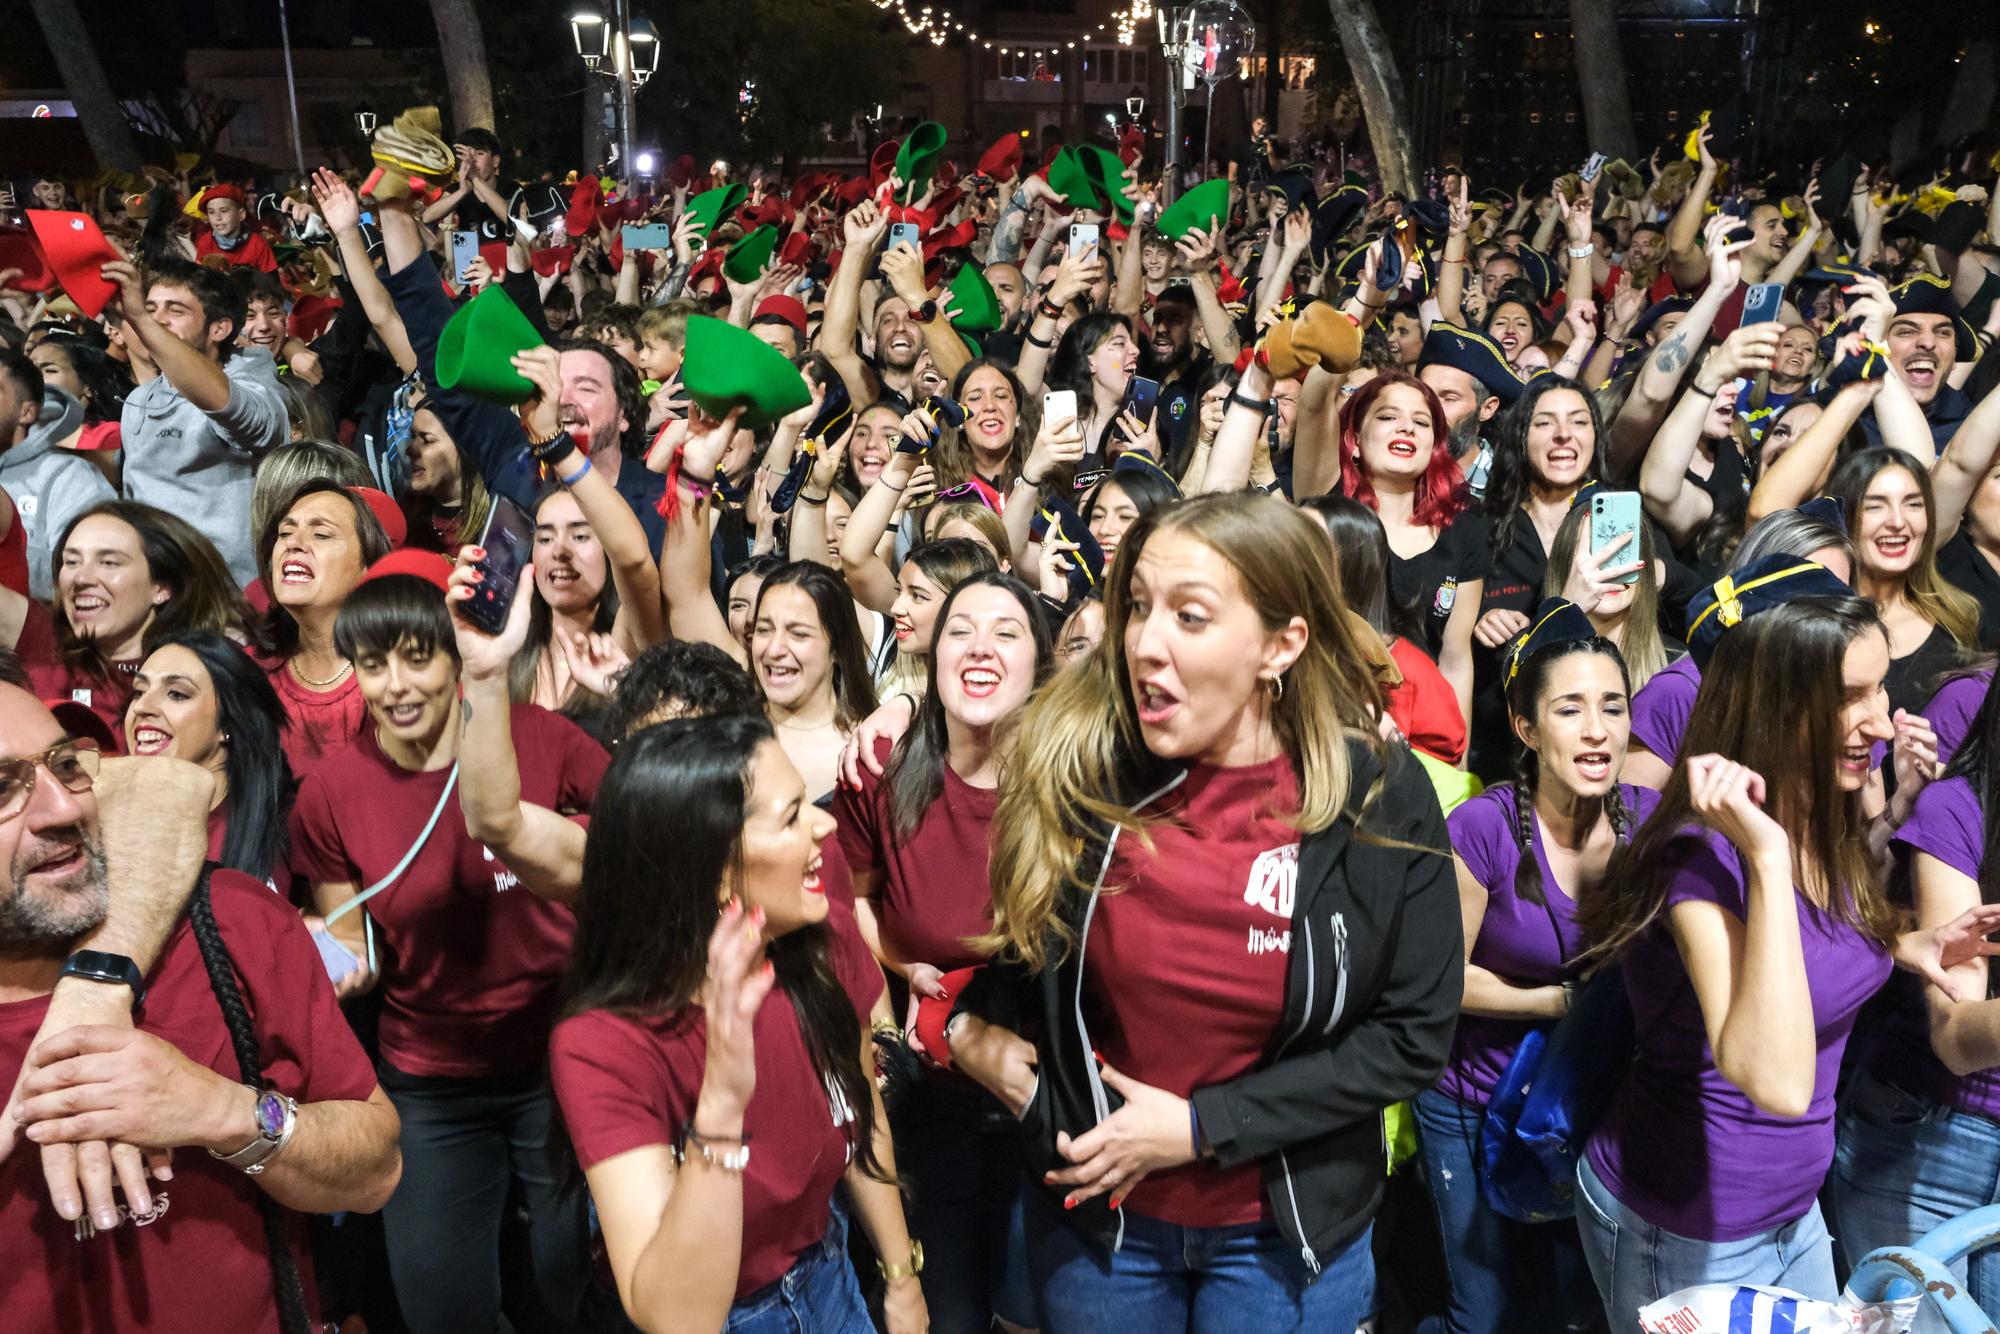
[789,172,826,209]
[777,232,816,268]
[833,177,870,207]
[928,185,964,218]
[666,154,696,189]
[565,176,602,238]
[934,159,960,191]
[46,699,120,756]
[529,244,575,277]
[922,219,977,261]
[25,210,119,319]
[0,225,54,293]
[600,197,644,227]
[288,293,340,342]
[1119,127,1145,166]
[977,134,1023,181]
[204,183,247,207]
[351,487,409,549]
[869,139,902,189]
[361,547,451,591]
[478,241,508,277]
[753,293,809,335]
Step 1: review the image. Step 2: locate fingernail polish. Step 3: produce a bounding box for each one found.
[1063,1197,1077,1211]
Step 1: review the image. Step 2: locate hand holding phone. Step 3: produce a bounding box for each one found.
[1589,490,1645,588]
[449,229,480,281]
[1579,152,1608,185]
[1043,390,1078,428]
[1068,222,1100,258]
[1740,281,1786,327]
[312,926,361,984]
[457,496,535,636]
[887,221,923,252]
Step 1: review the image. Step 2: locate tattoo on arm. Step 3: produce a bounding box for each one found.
[1653,334,1690,374]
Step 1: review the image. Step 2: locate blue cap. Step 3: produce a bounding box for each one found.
[1417,322,1524,405]
[1684,554,1853,669]
[1504,598,1600,687]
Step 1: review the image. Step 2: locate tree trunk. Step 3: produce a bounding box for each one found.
[28,0,143,175]
[1939,36,1997,150]
[427,0,497,133]
[1567,0,1637,159]
[1261,0,1283,133]
[1323,0,1417,197]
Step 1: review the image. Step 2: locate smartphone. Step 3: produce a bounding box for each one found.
[448,228,480,281]
[1589,490,1644,587]
[1740,281,1786,327]
[1579,152,1608,185]
[1123,375,1161,426]
[1068,222,1100,257]
[621,222,673,249]
[1042,389,1078,427]
[458,495,535,636]
[312,926,360,983]
[887,221,923,252]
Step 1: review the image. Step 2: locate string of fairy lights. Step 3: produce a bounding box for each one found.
[872,0,1156,54]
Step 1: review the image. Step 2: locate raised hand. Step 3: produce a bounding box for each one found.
[695,901,775,1125]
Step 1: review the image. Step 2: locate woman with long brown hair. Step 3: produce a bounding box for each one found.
[943,491,1460,1330]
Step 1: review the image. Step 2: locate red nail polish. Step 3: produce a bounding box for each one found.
[1063,1197,1077,1211]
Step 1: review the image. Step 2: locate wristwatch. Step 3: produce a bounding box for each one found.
[58,950,146,1008]
[911,298,939,325]
[210,1086,298,1175]
[878,1240,925,1282]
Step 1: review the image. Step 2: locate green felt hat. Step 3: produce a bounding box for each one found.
[948,264,1001,334]
[435,286,545,403]
[685,184,747,245]
[1046,147,1098,210]
[1076,145,1135,223]
[681,314,813,430]
[1155,179,1230,241]
[722,224,779,284]
[893,122,949,204]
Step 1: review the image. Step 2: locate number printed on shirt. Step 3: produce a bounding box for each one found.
[1243,843,1299,920]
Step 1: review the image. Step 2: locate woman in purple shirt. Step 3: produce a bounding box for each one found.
[1574,594,1901,1322]
[1420,599,1658,1333]
[1830,664,2000,1311]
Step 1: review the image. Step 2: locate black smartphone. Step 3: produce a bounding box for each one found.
[458,495,534,636]
[1123,375,1161,425]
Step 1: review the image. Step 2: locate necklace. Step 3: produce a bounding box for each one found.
[291,656,353,688]
[772,714,835,733]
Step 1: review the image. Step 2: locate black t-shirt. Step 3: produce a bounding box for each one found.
[455,186,514,243]
[1389,509,1492,659]
[1885,622,1967,721]
[1939,531,2000,651]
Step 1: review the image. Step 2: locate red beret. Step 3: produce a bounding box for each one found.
[204,184,247,207]
[361,548,452,592]
[351,486,409,549]
[754,293,809,335]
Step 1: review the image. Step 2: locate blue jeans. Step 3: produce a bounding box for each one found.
[1413,1087,1602,1334]
[1026,1186,1375,1334]
[1574,1155,1837,1333]
[725,1207,874,1334]
[1828,1069,2000,1310]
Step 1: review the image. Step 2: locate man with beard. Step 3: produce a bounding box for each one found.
[0,696,399,1333]
[974,261,1028,364]
[1416,323,1523,499]
[823,198,924,412]
[1863,275,1975,449]
[1141,286,1213,463]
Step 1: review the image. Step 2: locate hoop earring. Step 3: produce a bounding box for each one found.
[1265,673,1285,703]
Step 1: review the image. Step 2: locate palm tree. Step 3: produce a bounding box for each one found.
[1323,0,1417,196]
[427,0,497,133]
[1568,0,1637,159]
[29,0,142,174]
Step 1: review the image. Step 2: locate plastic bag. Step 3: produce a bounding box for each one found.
[1636,1284,1922,1334]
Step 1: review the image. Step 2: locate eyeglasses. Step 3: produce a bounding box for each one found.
[0,740,101,820]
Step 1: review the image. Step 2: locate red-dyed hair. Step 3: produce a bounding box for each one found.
[1336,370,1468,529]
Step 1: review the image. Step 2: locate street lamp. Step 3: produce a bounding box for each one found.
[570,3,656,181]
[629,17,661,88]
[1126,91,1146,120]
[1156,4,1192,202]
[570,6,609,69]
[353,104,377,136]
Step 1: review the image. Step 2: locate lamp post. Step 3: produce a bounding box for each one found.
[1156,5,1191,203]
[570,4,659,175]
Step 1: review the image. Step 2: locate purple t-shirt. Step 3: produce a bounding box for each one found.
[1585,826,1892,1242]
[1927,669,1993,768]
[1440,783,1662,1108]
[1869,777,2000,1121]
[1629,656,1702,764]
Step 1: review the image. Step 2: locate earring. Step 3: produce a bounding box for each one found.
[1265,673,1285,703]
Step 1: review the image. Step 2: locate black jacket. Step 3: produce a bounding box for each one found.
[954,738,1462,1276]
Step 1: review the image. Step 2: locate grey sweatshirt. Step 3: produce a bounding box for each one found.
[0,387,117,599]
[121,347,286,585]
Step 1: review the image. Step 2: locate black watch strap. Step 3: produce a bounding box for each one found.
[59,950,146,1008]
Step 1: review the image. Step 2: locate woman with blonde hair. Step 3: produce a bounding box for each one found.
[942,490,1461,1330]
[1542,495,1682,695]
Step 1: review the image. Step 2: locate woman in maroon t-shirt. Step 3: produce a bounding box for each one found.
[256,479,390,778]
[291,566,607,1334]
[549,714,927,1333]
[23,501,255,749]
[835,571,1052,1332]
[947,492,1461,1331]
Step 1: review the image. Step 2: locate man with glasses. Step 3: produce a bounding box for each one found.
[0,686,402,1333]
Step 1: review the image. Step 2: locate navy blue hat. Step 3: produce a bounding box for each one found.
[1028,495,1105,599]
[1309,184,1369,269]
[1334,233,1436,300]
[1891,273,1978,361]
[1628,294,1694,345]
[1684,555,1853,669]
[1263,168,1315,215]
[1505,598,1600,687]
[1512,247,1557,303]
[1111,448,1182,498]
[1417,322,1525,405]
[1794,495,1847,530]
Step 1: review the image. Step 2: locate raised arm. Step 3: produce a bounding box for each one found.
[1665,125,1720,291]
[1747,376,1882,521]
[878,243,969,383]
[839,426,927,612]
[1642,324,1779,543]
[659,411,748,663]
[1765,180,1825,290]
[1435,177,1471,330]
[311,168,417,374]
[1930,371,2000,545]
[1201,359,1276,495]
[823,198,891,408]
[1017,242,1105,398]
[1176,225,1242,366]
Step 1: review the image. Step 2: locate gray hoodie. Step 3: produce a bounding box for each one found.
[121,347,286,586]
[0,387,117,599]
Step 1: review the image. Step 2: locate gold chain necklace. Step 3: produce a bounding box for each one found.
[290,656,353,688]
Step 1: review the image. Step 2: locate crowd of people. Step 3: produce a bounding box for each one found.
[2,93,2000,1334]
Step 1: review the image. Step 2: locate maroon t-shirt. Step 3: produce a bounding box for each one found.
[263,657,364,782]
[832,737,998,970]
[289,703,607,1078]
[1,873,378,1334]
[1088,754,1299,1227]
[549,903,885,1298]
[23,632,135,757]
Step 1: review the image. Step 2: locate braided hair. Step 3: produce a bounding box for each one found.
[1503,635,1634,914]
[186,872,313,1334]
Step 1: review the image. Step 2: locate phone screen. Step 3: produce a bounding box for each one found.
[312,927,360,982]
[458,496,535,636]
[1590,491,1644,587]
[1124,376,1161,426]
[1579,152,1608,184]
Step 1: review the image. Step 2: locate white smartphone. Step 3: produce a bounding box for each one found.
[1068,222,1099,257]
[1043,389,1078,426]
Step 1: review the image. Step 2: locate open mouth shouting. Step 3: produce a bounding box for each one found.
[1902,355,1938,391]
[1840,743,1873,779]
[279,557,316,589]
[959,664,1002,699]
[1573,750,1612,784]
[68,588,111,622]
[1136,677,1180,726]
[383,701,427,729]
[1871,531,1912,563]
[803,852,824,896]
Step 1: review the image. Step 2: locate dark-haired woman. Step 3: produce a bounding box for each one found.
[402,405,493,554]
[547,714,928,1333]
[24,501,255,748]
[835,572,1052,1333]
[29,333,130,484]
[291,565,607,1334]
[1040,312,1154,458]
[945,492,1461,1330]
[1420,615,1655,1332]
[1576,597,1907,1313]
[1828,655,2000,1311]
[258,479,392,775]
[752,562,880,805]
[126,630,292,883]
[933,359,1033,507]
